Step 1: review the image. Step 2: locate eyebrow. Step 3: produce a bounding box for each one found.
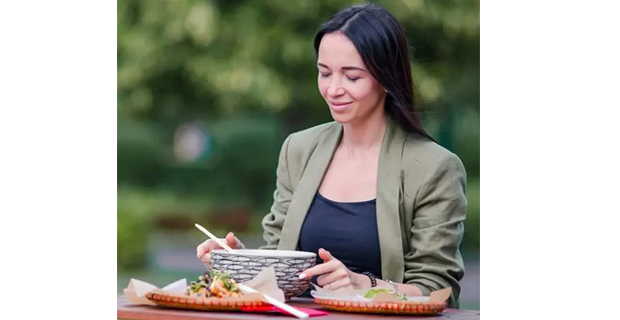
[317,62,367,72]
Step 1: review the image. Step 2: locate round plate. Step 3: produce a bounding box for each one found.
[314,297,446,315]
[145,292,267,311]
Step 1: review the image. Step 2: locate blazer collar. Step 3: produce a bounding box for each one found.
[277,123,342,250]
[376,119,407,281]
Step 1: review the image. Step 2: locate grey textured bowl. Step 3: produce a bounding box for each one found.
[211,249,317,299]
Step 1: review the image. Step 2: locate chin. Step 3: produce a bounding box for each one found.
[330,112,355,124]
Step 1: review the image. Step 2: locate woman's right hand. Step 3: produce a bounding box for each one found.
[196,232,244,267]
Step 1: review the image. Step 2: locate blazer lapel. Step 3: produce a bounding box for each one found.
[377,120,407,281]
[277,124,342,250]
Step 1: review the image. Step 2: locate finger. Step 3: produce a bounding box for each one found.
[196,240,213,258]
[318,248,334,262]
[299,259,340,279]
[201,253,212,264]
[324,276,353,291]
[197,239,223,259]
[226,232,239,248]
[316,268,348,287]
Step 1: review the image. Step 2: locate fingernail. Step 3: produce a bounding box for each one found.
[299,273,307,280]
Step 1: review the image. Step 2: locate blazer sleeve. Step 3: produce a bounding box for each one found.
[259,135,294,250]
[403,152,467,308]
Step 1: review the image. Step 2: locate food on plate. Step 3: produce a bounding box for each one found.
[364,288,407,301]
[187,269,243,298]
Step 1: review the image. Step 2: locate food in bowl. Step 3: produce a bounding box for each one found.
[211,249,317,299]
[188,269,243,298]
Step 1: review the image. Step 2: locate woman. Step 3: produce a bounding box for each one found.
[197,3,467,308]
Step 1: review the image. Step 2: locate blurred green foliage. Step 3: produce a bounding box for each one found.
[117,0,479,268]
[463,179,480,251]
[117,190,152,269]
[118,0,479,121]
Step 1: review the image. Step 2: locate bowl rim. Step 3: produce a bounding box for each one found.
[212,249,317,259]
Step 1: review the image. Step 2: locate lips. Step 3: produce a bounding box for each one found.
[329,101,352,111]
[330,101,352,106]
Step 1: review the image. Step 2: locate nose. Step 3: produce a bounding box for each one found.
[327,78,345,97]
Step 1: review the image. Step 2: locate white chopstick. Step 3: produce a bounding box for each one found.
[237,284,309,319]
[194,223,234,253]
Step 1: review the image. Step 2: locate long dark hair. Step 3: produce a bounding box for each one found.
[314,3,435,141]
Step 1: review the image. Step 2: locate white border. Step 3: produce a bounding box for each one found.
[482,1,620,319]
[0,2,116,319]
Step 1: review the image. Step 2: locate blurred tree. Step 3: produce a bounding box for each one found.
[118,0,479,127]
[117,0,479,241]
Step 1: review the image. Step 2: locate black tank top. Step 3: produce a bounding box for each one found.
[298,193,383,281]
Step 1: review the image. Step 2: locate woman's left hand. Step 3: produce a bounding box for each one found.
[299,248,368,291]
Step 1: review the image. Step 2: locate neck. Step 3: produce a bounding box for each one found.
[340,107,388,156]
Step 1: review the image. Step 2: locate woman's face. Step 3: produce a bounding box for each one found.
[317,32,385,124]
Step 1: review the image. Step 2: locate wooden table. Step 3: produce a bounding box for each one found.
[118,296,480,320]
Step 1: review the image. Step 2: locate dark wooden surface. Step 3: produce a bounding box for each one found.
[118,296,480,320]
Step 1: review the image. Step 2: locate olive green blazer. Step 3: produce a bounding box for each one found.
[260,119,467,308]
